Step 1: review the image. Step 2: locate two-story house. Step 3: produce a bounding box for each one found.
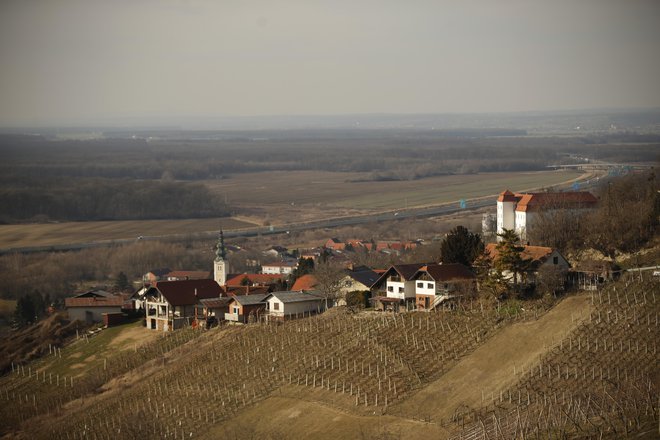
[144,279,222,331]
[224,294,269,324]
[372,263,425,311]
[411,263,476,311]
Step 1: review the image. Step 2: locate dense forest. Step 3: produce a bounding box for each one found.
[0,130,657,223]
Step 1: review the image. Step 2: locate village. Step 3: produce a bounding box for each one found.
[63,188,615,331]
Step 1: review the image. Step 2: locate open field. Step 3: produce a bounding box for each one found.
[205,169,585,210]
[0,217,256,249]
[4,278,656,439]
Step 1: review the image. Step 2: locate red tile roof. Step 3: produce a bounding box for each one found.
[291,274,318,290]
[514,191,597,212]
[225,273,285,287]
[497,189,518,202]
[151,279,222,306]
[485,243,555,263]
[65,296,124,308]
[223,286,272,296]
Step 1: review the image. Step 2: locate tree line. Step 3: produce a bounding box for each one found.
[0,178,228,223]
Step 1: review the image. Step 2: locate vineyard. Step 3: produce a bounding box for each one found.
[448,277,660,439]
[0,279,657,439]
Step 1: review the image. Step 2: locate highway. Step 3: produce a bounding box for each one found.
[0,172,599,255]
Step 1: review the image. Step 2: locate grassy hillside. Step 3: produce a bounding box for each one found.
[0,279,657,439]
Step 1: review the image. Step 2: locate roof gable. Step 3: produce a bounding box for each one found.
[291,274,318,290]
[152,279,222,306]
[374,263,426,287]
[485,243,564,266]
[346,269,380,288]
[265,290,324,304]
[230,294,268,306]
[414,263,475,282]
[515,191,597,212]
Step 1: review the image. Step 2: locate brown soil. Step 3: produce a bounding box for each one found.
[390,294,593,421]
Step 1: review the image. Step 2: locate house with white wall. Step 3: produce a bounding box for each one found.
[261,261,297,275]
[496,189,597,240]
[411,263,476,311]
[485,243,570,284]
[264,290,325,321]
[144,279,222,331]
[371,263,425,311]
[65,290,125,324]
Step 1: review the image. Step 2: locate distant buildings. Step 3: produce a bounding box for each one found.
[496,189,597,240]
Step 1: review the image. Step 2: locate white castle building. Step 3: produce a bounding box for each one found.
[496,189,598,240]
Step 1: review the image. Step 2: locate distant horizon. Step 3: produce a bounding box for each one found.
[2,106,660,132]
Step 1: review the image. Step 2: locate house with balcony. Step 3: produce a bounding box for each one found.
[224,294,268,324]
[263,290,325,321]
[144,279,222,331]
[411,263,476,311]
[371,263,425,311]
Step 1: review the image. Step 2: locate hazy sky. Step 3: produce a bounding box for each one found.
[1,0,659,126]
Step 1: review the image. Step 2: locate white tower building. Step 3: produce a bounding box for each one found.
[496,189,517,238]
[214,230,227,286]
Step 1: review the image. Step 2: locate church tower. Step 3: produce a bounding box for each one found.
[214,230,227,286]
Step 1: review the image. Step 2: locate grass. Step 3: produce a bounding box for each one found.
[205,169,584,210]
[0,217,256,249]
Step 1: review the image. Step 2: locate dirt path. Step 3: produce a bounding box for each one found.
[390,294,592,421]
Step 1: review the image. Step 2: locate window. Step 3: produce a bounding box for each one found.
[273,302,279,311]
[387,286,394,292]
[233,306,240,314]
[553,256,559,265]
[427,283,433,289]
[398,287,404,293]
[417,282,423,288]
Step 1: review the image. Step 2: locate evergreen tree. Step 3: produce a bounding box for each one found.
[440,225,485,267]
[494,229,530,290]
[13,294,36,327]
[289,257,315,288]
[115,271,131,291]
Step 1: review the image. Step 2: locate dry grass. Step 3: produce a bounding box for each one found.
[205,169,583,210]
[0,217,255,249]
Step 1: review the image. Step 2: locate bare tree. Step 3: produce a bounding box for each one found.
[313,261,346,309]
